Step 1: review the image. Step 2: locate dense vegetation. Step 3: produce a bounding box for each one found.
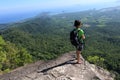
[83,22,120,80]
[0,8,120,79]
[1,17,73,61]
[0,36,32,74]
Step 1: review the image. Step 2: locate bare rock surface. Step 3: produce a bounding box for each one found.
[0,51,114,80]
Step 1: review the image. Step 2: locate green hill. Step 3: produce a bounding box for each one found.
[0,8,120,79]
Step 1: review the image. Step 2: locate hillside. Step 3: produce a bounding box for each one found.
[0,6,120,79]
[0,52,114,80]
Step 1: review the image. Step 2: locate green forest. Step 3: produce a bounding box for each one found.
[0,9,120,79]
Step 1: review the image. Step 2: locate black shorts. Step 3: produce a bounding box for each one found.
[75,44,84,51]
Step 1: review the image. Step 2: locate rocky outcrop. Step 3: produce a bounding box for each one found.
[0,51,114,80]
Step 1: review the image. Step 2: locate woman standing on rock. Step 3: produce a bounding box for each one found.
[70,20,85,64]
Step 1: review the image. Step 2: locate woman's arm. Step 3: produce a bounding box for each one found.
[82,34,85,40]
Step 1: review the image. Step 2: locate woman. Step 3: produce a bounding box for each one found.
[74,20,85,64]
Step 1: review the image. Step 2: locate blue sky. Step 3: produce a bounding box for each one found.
[1,0,120,14]
[0,0,120,23]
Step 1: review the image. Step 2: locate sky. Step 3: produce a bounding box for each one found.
[0,0,120,23]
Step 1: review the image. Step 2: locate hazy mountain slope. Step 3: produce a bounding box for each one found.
[1,16,73,60]
[0,6,120,79]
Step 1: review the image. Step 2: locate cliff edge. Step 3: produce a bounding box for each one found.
[0,51,114,80]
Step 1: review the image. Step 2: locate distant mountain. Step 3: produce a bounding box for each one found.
[99,6,120,12]
[0,24,8,30]
[1,6,120,24]
[0,6,120,79]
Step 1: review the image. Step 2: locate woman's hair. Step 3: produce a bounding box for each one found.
[74,20,82,27]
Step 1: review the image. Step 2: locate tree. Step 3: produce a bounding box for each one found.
[87,56,105,67]
[0,35,33,73]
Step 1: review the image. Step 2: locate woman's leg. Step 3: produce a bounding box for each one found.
[76,50,82,63]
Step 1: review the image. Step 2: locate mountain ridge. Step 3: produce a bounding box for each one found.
[99,6,120,12]
[0,51,114,80]
[0,5,120,79]
[1,6,120,24]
